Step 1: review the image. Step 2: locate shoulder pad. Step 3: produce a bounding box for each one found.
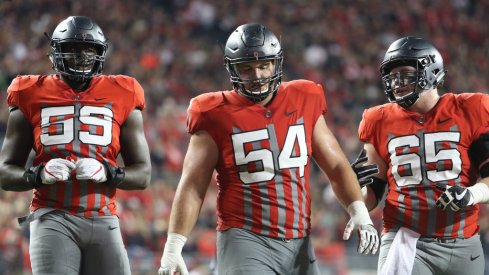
[8,75,42,92]
[359,106,385,143]
[286,79,317,87]
[110,75,137,92]
[191,92,225,113]
[282,79,320,92]
[280,80,325,104]
[363,104,390,122]
[457,92,487,104]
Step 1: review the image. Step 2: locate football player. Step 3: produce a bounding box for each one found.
[0,16,151,275]
[354,36,489,275]
[158,23,378,275]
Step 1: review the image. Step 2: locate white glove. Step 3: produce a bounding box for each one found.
[40,158,76,184]
[343,200,379,255]
[75,158,107,182]
[159,233,189,275]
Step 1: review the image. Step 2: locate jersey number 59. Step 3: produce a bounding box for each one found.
[40,105,114,146]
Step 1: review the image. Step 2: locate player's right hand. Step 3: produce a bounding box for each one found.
[343,201,379,255]
[351,149,379,188]
[40,158,76,184]
[159,233,189,275]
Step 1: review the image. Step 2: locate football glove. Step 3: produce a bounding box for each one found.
[41,158,76,184]
[159,233,189,275]
[343,201,379,255]
[435,183,474,211]
[351,149,379,188]
[75,158,107,183]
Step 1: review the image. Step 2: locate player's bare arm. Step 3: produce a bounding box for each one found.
[117,109,151,190]
[311,114,379,255]
[311,115,363,206]
[168,130,218,236]
[0,108,34,191]
[159,130,218,275]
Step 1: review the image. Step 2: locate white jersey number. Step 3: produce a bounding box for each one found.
[40,105,114,146]
[388,132,461,187]
[232,125,308,184]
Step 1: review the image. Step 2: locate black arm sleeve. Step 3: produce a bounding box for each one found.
[479,162,489,178]
[469,133,489,168]
[370,177,387,205]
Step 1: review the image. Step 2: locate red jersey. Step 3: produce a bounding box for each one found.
[187,80,327,239]
[359,93,489,238]
[7,75,145,216]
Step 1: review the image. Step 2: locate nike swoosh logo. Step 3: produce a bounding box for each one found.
[285,110,296,116]
[455,189,467,201]
[471,255,480,261]
[309,258,316,264]
[108,225,118,230]
[437,118,451,124]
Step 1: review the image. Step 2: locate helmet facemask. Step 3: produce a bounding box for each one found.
[381,56,446,108]
[226,54,283,102]
[52,42,106,82]
[382,65,422,108]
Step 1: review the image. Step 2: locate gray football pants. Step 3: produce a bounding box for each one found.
[379,231,484,275]
[216,228,320,275]
[29,210,130,275]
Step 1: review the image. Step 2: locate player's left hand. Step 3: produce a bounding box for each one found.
[435,183,474,211]
[343,201,379,255]
[351,149,379,188]
[75,158,107,183]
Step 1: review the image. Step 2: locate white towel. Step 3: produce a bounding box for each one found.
[379,227,421,275]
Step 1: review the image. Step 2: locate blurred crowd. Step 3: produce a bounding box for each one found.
[1,0,489,274]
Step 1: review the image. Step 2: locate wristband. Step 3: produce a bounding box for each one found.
[23,164,44,188]
[103,161,125,187]
[347,200,373,225]
[468,182,489,204]
[165,233,187,253]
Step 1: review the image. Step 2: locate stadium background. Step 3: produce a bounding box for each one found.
[1,0,489,274]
